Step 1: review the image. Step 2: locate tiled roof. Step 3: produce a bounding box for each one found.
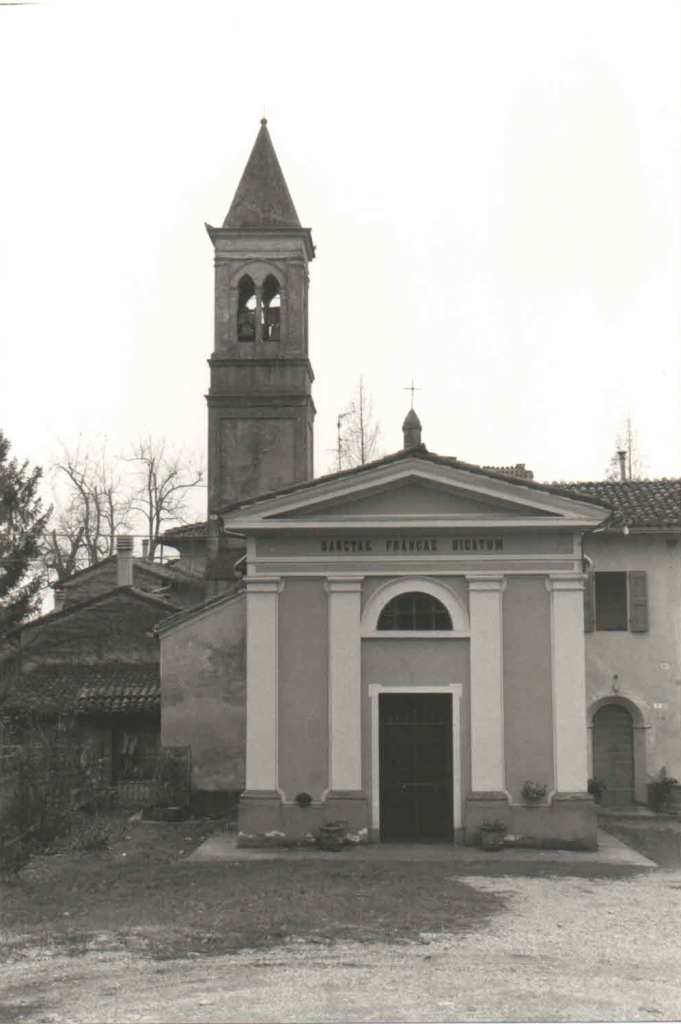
[137,560,204,583]
[164,453,681,534]
[556,479,681,529]
[10,586,178,640]
[162,521,207,540]
[483,464,534,480]
[55,555,202,591]
[1,664,159,716]
[214,445,612,515]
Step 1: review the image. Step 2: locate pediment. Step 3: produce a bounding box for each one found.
[220,457,610,531]
[279,478,551,519]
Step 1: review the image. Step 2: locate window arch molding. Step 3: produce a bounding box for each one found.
[229,260,286,290]
[361,577,469,639]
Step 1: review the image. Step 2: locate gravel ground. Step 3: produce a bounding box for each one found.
[2,866,681,1023]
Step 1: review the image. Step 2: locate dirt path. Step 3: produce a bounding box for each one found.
[3,867,681,1023]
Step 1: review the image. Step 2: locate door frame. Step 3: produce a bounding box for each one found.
[369,683,464,838]
[588,694,649,804]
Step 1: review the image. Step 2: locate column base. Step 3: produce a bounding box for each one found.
[464,790,597,850]
[464,791,511,845]
[237,790,370,847]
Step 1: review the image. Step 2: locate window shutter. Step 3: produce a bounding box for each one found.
[628,571,649,632]
[583,570,595,632]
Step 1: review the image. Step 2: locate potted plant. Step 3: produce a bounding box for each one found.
[648,769,679,812]
[478,819,507,851]
[521,780,547,804]
[317,820,348,852]
[295,792,312,808]
[587,778,606,804]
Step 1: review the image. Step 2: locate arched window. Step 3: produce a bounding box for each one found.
[261,274,281,341]
[377,592,453,631]
[237,276,256,341]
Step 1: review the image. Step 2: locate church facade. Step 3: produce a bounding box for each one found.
[159,121,681,848]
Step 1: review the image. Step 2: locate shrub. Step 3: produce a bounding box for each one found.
[70,816,113,852]
[0,726,115,873]
[649,769,679,812]
[153,746,191,809]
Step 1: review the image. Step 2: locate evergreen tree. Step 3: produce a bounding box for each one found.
[0,431,49,639]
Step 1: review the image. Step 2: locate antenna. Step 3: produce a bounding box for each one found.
[336,410,352,471]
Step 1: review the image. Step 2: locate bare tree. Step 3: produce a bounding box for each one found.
[127,437,203,559]
[337,377,383,470]
[605,416,646,481]
[42,442,133,582]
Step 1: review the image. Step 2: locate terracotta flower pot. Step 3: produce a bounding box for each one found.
[479,829,506,851]
[318,823,347,852]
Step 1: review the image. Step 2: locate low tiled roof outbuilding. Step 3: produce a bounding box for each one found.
[1,664,159,716]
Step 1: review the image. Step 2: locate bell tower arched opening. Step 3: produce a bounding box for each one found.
[237,276,256,341]
[262,275,281,341]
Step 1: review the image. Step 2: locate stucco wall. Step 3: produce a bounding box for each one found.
[277,579,329,799]
[584,533,681,779]
[160,593,246,791]
[362,637,471,799]
[502,576,554,799]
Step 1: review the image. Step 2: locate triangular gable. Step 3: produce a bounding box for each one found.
[220,456,610,531]
[281,478,554,519]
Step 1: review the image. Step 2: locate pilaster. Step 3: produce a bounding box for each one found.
[546,574,589,793]
[467,573,507,793]
[325,575,363,793]
[244,576,283,792]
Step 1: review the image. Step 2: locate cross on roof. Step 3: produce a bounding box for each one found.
[403,378,422,409]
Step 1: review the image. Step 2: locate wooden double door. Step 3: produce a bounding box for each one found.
[379,693,453,841]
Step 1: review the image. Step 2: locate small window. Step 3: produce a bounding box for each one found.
[595,572,628,631]
[377,591,452,631]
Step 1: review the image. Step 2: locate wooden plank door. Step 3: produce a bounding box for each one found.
[592,703,635,807]
[379,693,453,841]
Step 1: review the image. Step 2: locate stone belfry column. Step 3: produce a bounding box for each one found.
[466,574,507,794]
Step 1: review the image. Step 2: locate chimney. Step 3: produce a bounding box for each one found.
[53,586,65,613]
[617,449,627,482]
[402,408,422,450]
[117,534,134,587]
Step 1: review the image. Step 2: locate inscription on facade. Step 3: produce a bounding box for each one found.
[319,537,504,554]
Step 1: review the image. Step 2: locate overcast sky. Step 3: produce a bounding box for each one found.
[2,0,680,527]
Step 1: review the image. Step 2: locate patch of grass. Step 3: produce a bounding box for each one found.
[600,821,681,868]
[1,857,505,960]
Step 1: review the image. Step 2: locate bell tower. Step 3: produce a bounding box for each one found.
[206,119,315,512]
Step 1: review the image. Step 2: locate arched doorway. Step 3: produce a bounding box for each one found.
[592,703,635,807]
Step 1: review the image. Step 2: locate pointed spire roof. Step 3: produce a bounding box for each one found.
[223,119,302,230]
